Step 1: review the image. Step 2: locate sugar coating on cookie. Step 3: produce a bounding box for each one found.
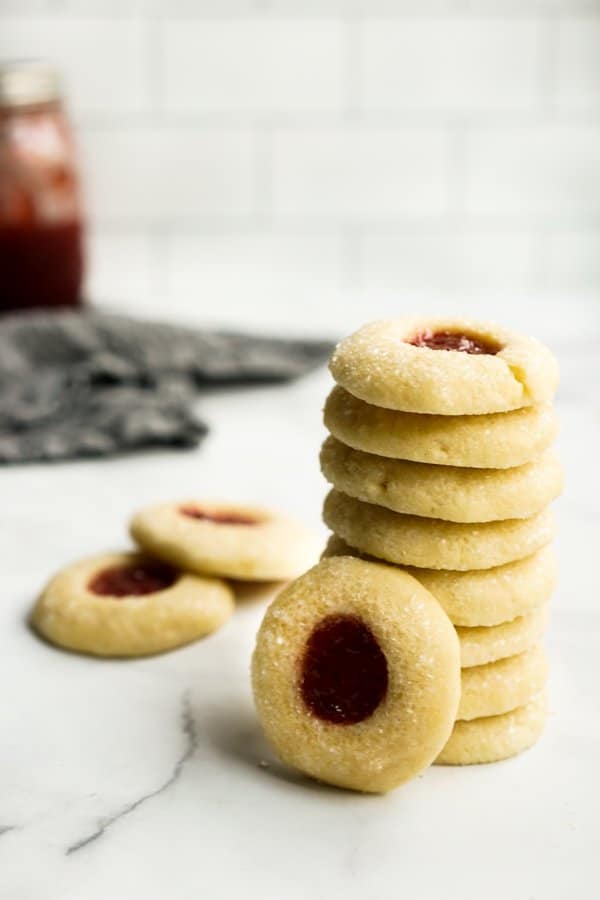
[252,556,460,794]
[329,317,558,415]
[31,552,234,657]
[322,535,557,626]
[324,387,559,470]
[323,489,556,571]
[437,694,547,765]
[321,436,563,523]
[130,500,319,581]
[457,606,548,668]
[458,644,548,721]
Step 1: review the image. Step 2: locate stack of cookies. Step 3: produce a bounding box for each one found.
[320,316,562,765]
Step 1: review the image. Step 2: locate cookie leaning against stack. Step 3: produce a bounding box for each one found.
[322,316,562,765]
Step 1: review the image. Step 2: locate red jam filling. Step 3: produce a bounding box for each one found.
[300,614,388,725]
[179,506,257,526]
[408,330,500,355]
[88,560,178,597]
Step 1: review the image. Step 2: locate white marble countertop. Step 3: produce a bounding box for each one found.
[1,299,599,900]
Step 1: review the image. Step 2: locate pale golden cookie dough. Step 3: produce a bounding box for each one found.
[324,386,559,469]
[252,556,460,794]
[457,606,548,668]
[323,490,556,571]
[437,694,547,765]
[458,645,547,721]
[320,436,563,523]
[329,317,559,415]
[322,535,557,626]
[131,500,319,581]
[31,552,234,657]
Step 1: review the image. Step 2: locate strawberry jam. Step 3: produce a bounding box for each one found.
[300,614,388,725]
[0,221,83,312]
[89,560,178,597]
[0,65,85,313]
[408,330,500,355]
[180,506,257,526]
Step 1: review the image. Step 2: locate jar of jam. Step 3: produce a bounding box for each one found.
[0,60,85,313]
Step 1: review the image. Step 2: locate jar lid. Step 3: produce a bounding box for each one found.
[0,60,61,108]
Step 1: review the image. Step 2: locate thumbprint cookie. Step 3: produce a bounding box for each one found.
[252,556,460,793]
[131,501,319,581]
[329,317,558,415]
[32,551,234,657]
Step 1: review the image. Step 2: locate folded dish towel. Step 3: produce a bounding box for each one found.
[0,311,334,464]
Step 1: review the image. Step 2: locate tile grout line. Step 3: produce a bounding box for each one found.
[341,225,363,298]
[72,108,600,130]
[86,217,600,236]
[531,231,549,295]
[538,8,561,119]
[253,126,274,228]
[446,120,468,220]
[343,11,362,123]
[532,7,561,294]
[144,1,164,120]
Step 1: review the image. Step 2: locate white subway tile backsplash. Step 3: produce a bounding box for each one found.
[542,231,600,293]
[465,126,600,219]
[46,0,147,12]
[80,128,257,224]
[466,1,600,10]
[86,233,163,312]
[151,0,257,12]
[361,18,540,112]
[557,19,600,110]
[361,232,536,296]
[268,1,455,9]
[162,20,344,114]
[271,127,449,219]
[0,18,150,115]
[3,4,600,296]
[166,232,344,332]
[0,0,220,12]
[0,0,47,12]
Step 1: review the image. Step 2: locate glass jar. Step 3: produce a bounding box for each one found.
[0,60,85,313]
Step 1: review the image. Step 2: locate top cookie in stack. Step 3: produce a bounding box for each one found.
[321,316,562,765]
[328,317,558,417]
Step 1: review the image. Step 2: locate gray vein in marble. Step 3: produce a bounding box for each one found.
[66,690,197,856]
[0,826,15,837]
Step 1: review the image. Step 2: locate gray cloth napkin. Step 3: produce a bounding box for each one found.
[0,311,334,463]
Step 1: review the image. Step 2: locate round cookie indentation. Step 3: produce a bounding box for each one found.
[89,560,178,597]
[323,489,556,571]
[320,436,563,523]
[131,500,319,581]
[458,645,548,721]
[252,556,460,793]
[324,386,559,470]
[31,551,234,657]
[322,535,558,626]
[300,614,388,725]
[179,505,259,526]
[436,694,547,765]
[329,317,559,415]
[407,329,501,356]
[457,606,548,668]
